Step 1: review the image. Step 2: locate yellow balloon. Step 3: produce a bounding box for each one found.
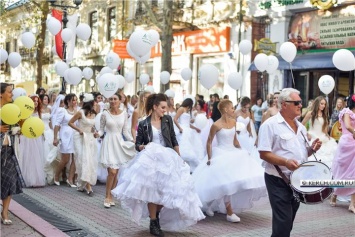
[14,96,34,119]
[1,104,21,125]
[21,117,44,138]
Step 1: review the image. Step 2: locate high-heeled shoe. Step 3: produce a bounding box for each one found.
[349,205,355,214]
[53,180,60,186]
[104,199,111,208]
[329,195,337,207]
[66,180,77,188]
[86,189,93,196]
[1,217,12,225]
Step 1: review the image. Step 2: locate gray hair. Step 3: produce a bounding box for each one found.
[278,88,300,109]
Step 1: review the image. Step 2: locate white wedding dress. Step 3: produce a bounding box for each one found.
[307,117,337,168]
[112,126,205,231]
[192,127,266,214]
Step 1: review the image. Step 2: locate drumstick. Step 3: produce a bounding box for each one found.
[298,164,315,167]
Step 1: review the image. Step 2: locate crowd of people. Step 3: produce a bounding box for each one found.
[1,82,354,237]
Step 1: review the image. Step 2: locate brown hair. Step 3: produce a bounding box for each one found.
[217,99,232,113]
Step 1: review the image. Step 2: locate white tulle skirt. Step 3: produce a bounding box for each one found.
[176,125,205,172]
[192,145,266,214]
[308,132,337,168]
[111,142,205,231]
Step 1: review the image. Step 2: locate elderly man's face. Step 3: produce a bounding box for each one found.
[282,93,302,118]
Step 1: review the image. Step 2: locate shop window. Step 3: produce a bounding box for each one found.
[107,7,117,40]
[89,11,98,43]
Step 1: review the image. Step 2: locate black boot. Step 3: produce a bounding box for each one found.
[156,211,161,229]
[150,219,164,237]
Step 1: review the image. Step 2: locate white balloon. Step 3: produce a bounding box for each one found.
[239,40,252,55]
[125,71,135,83]
[279,42,297,63]
[254,53,268,72]
[21,32,36,49]
[181,67,192,81]
[148,29,160,46]
[12,88,27,100]
[194,114,208,129]
[139,73,150,85]
[55,61,69,77]
[63,69,70,83]
[82,67,93,80]
[0,49,8,64]
[136,51,151,64]
[47,17,61,36]
[318,75,335,95]
[61,28,73,43]
[116,75,126,89]
[165,89,175,98]
[198,64,219,89]
[105,52,120,70]
[66,67,82,85]
[97,73,120,98]
[95,112,102,131]
[332,49,355,71]
[99,66,113,76]
[8,52,21,68]
[76,23,91,41]
[227,72,243,90]
[160,71,170,85]
[126,42,137,58]
[129,30,152,57]
[266,55,279,74]
[145,85,155,94]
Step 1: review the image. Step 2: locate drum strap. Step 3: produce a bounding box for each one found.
[274,165,301,202]
[274,165,290,184]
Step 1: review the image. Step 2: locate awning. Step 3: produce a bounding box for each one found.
[248,51,355,71]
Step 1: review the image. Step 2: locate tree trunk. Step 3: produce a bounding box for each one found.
[160,0,173,93]
[36,2,49,88]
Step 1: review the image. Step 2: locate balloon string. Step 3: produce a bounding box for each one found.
[289,63,295,88]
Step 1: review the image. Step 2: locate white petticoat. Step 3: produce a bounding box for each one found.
[111,142,205,231]
[192,146,267,214]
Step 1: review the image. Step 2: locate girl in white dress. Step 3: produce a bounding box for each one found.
[302,96,337,168]
[192,100,209,155]
[69,93,99,195]
[235,97,261,166]
[39,94,55,185]
[192,99,266,222]
[18,95,46,187]
[174,98,204,172]
[166,95,179,135]
[99,93,136,208]
[112,93,205,237]
[53,94,78,187]
[131,91,151,142]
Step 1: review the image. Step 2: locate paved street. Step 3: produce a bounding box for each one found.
[1,183,355,237]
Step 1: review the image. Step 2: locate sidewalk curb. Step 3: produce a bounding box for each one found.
[9,199,69,237]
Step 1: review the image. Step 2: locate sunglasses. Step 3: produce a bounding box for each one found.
[285,100,302,106]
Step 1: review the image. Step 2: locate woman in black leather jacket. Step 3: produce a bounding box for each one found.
[111,93,205,237]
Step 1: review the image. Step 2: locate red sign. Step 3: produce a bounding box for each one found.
[113,27,230,59]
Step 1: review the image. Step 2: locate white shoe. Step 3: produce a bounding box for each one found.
[205,208,214,217]
[226,213,240,223]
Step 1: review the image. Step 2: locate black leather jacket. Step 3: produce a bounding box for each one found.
[135,115,179,151]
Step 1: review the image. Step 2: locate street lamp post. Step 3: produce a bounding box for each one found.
[47,0,82,92]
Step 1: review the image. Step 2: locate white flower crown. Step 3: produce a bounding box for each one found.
[83,93,94,103]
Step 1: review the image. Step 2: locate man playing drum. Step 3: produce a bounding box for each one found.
[258,88,322,237]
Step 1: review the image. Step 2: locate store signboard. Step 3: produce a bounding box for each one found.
[288,5,355,50]
[113,27,230,59]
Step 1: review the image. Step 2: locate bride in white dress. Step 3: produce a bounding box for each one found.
[302,96,337,168]
[69,94,99,195]
[174,98,204,172]
[192,99,266,222]
[99,93,136,208]
[235,97,262,166]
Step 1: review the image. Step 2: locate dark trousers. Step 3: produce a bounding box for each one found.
[265,173,300,237]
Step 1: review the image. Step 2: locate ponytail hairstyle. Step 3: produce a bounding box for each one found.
[180,98,194,116]
[145,93,167,115]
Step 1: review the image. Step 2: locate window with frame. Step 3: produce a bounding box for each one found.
[107,7,116,40]
[89,11,98,43]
